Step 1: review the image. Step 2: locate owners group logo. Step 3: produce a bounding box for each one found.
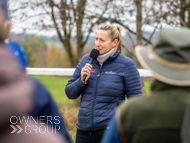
[10,116,61,134]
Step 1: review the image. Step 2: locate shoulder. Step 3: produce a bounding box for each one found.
[30,77,44,87]
[79,54,90,63]
[113,54,136,69]
[29,77,49,94]
[81,54,90,60]
[7,40,25,52]
[76,54,90,69]
[29,77,52,104]
[119,95,154,117]
[117,54,135,65]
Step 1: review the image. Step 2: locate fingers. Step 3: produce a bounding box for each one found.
[82,64,92,74]
[81,64,92,83]
[84,64,92,71]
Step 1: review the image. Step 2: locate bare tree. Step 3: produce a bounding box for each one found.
[135,0,142,45]
[153,0,190,28]
[9,0,111,67]
[11,0,189,67]
[97,0,161,47]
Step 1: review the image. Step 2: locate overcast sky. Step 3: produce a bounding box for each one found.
[9,0,173,38]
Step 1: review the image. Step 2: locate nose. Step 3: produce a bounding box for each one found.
[95,39,100,47]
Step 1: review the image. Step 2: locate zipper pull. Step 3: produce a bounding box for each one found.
[97,65,102,77]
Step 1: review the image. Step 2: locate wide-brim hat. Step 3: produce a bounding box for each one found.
[135,28,190,86]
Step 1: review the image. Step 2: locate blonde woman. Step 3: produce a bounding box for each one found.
[65,25,142,143]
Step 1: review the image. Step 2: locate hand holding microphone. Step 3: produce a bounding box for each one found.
[81,49,99,83]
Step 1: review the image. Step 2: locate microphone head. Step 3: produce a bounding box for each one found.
[89,49,99,59]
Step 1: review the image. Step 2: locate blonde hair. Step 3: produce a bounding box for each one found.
[99,25,122,53]
[0,7,7,43]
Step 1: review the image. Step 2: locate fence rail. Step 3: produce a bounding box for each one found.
[27,68,152,77]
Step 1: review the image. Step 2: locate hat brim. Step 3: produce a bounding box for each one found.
[135,46,190,86]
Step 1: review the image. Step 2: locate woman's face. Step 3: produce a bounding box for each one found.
[95,30,117,55]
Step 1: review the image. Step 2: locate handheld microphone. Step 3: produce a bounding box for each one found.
[83,49,99,81]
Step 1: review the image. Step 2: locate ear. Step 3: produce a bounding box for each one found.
[5,22,12,38]
[112,39,118,47]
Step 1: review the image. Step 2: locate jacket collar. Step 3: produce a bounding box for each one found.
[109,50,120,61]
[91,50,120,63]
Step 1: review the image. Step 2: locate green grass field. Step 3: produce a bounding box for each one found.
[30,75,74,106]
[143,77,152,95]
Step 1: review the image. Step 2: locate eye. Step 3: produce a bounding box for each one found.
[101,39,105,42]
[95,38,98,41]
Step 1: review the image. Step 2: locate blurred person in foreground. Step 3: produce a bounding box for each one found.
[101,27,190,143]
[65,24,142,143]
[0,0,68,142]
[4,8,72,143]
[6,40,72,143]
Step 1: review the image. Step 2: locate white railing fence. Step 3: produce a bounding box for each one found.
[27,68,152,77]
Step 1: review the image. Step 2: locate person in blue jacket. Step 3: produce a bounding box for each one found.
[6,40,27,72]
[0,0,69,142]
[6,40,72,143]
[65,24,142,143]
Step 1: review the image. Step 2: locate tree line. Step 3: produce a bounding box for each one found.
[9,0,190,67]
[11,35,71,68]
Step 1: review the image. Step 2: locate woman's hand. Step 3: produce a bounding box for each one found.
[81,63,92,84]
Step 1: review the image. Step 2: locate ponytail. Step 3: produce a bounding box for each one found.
[99,25,122,54]
[115,25,122,53]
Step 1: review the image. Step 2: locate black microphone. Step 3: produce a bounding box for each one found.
[83,49,99,81]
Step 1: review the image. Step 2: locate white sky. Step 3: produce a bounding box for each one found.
[9,0,175,38]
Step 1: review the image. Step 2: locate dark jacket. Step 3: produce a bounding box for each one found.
[0,47,67,143]
[30,78,72,143]
[65,51,142,131]
[118,80,190,143]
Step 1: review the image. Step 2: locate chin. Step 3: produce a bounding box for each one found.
[99,52,103,55]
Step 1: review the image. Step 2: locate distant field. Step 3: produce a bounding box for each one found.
[30,75,74,106]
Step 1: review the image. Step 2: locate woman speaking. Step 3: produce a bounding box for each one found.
[65,24,142,143]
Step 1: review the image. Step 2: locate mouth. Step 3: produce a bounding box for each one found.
[96,48,102,51]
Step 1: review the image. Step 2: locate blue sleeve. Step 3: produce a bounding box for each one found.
[29,78,72,143]
[124,59,142,98]
[65,57,87,99]
[101,115,122,143]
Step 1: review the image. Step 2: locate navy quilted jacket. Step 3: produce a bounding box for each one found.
[65,51,142,131]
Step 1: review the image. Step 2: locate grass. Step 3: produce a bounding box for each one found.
[30,75,74,106]
[31,75,152,142]
[142,77,152,95]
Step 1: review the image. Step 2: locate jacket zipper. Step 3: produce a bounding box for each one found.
[91,64,102,130]
[97,64,103,77]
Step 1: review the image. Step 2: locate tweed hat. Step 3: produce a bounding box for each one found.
[135,28,190,86]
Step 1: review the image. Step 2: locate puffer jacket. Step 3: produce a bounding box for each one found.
[65,50,142,131]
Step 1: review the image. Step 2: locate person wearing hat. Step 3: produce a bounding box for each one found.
[101,28,190,143]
